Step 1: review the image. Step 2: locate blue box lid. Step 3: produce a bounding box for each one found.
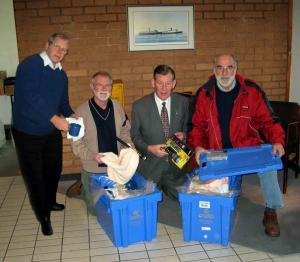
[195,144,283,180]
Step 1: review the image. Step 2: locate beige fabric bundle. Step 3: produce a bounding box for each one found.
[100,148,139,185]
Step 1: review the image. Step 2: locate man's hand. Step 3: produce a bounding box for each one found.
[194,146,208,165]
[128,143,135,149]
[92,153,104,163]
[174,132,185,141]
[148,144,168,158]
[50,115,69,131]
[273,143,285,157]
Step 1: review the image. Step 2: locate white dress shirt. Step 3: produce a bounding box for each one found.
[154,93,171,124]
[40,51,62,70]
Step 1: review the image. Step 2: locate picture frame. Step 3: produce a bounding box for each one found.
[127,5,195,52]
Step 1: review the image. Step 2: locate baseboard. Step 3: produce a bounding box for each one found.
[60,173,80,181]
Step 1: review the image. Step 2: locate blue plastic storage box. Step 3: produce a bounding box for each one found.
[197,144,283,180]
[90,173,162,247]
[179,175,241,246]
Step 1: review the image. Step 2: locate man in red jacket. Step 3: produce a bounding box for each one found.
[189,54,285,237]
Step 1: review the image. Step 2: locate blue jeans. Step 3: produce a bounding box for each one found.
[257,171,283,209]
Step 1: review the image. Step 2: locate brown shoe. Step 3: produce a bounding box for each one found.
[66,180,82,198]
[263,210,280,237]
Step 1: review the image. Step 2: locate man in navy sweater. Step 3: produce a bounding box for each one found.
[12,33,75,236]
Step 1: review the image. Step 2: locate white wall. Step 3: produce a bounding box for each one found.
[0,0,18,125]
[290,0,300,103]
[0,0,19,77]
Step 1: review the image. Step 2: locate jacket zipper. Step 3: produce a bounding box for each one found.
[209,99,221,149]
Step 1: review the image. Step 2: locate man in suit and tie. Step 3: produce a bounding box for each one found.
[131,64,189,200]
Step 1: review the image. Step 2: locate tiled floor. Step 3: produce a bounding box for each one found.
[0,176,300,262]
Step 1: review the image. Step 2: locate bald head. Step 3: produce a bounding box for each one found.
[213,54,238,90]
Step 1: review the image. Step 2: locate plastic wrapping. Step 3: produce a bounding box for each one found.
[89,173,157,203]
[178,173,240,197]
[186,175,229,194]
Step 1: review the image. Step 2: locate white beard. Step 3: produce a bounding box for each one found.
[95,91,111,101]
[216,75,236,91]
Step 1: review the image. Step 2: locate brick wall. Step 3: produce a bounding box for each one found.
[13,0,289,174]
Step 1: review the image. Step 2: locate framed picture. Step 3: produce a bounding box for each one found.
[127,5,194,51]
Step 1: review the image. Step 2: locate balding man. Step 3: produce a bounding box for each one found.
[189,54,285,237]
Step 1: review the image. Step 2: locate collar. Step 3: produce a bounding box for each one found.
[154,93,171,120]
[39,51,62,70]
[154,92,171,106]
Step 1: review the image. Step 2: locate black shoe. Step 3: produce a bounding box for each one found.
[51,203,65,211]
[40,217,53,236]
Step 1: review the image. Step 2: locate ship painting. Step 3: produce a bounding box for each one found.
[135,26,188,45]
[128,5,194,50]
[139,27,183,36]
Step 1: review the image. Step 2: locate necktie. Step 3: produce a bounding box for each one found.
[161,102,169,139]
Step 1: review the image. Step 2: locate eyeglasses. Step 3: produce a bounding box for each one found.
[215,65,235,72]
[50,42,68,54]
[155,81,174,88]
[93,83,112,91]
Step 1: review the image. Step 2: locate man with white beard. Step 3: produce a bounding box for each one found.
[69,71,132,215]
[188,54,285,237]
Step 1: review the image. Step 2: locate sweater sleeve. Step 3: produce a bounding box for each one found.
[71,105,95,161]
[59,72,74,117]
[72,138,94,161]
[115,102,132,146]
[15,56,56,121]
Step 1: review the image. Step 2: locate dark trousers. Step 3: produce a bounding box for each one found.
[12,128,62,222]
[157,163,187,201]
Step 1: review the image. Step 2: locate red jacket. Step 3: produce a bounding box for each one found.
[188,74,285,150]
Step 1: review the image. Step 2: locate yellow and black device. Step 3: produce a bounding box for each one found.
[162,134,194,169]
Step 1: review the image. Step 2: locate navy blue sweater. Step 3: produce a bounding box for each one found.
[13,54,73,135]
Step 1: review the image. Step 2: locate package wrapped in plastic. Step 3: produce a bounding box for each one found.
[187,175,228,193]
[178,174,239,197]
[89,173,157,203]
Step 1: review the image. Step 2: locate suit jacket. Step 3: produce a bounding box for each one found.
[131,92,189,182]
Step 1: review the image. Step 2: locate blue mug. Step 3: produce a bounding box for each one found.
[69,123,81,137]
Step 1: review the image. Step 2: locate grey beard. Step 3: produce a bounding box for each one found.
[95,92,111,101]
[216,77,236,92]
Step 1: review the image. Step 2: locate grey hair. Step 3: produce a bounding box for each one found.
[213,54,238,67]
[48,32,69,44]
[91,71,113,84]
